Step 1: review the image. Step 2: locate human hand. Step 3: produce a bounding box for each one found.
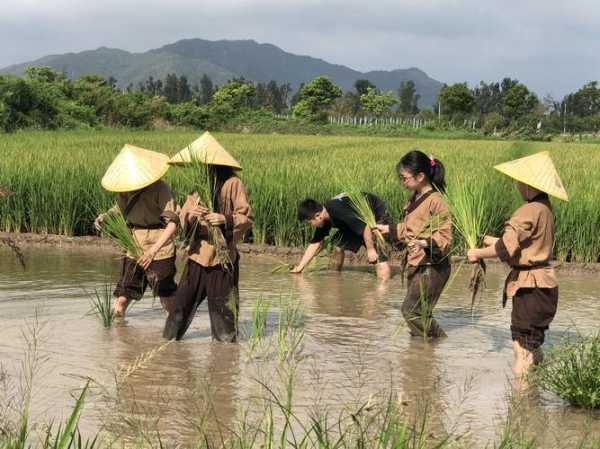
[205,213,226,226]
[375,224,390,235]
[189,205,209,219]
[94,213,106,232]
[467,249,479,264]
[138,249,157,270]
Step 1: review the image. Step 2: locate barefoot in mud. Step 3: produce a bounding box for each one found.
[113,296,131,317]
[160,296,176,314]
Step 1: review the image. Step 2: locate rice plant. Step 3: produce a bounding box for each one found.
[97,207,142,259]
[87,283,114,328]
[277,296,305,362]
[0,131,597,263]
[535,332,600,409]
[249,295,271,349]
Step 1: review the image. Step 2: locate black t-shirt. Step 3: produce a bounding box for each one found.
[310,194,367,244]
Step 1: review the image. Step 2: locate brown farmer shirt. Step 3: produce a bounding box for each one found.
[115,180,179,260]
[180,176,253,267]
[495,195,557,298]
[390,191,452,266]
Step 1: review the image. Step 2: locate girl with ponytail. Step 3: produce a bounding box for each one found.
[376,149,452,339]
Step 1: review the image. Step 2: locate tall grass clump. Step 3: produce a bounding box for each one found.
[535,333,600,409]
[97,207,142,258]
[87,283,114,328]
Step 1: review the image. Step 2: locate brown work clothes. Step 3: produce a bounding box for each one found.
[113,180,179,261]
[179,176,253,267]
[495,194,557,299]
[402,261,451,339]
[389,191,452,267]
[164,250,240,342]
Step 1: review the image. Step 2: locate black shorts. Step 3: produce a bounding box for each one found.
[113,256,177,300]
[511,287,558,350]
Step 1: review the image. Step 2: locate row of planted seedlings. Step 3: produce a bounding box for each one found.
[1,131,600,261]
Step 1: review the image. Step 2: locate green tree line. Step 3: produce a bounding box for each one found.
[1,66,599,136]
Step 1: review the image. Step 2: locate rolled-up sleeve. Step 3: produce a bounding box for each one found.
[424,201,452,256]
[499,213,535,260]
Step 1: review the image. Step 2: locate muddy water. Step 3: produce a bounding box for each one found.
[0,247,599,447]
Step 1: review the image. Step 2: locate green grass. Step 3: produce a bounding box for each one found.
[0,130,599,262]
[535,332,600,409]
[87,283,114,328]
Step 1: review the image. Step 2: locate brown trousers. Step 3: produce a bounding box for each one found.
[163,256,239,342]
[511,287,558,351]
[113,256,177,301]
[402,262,451,338]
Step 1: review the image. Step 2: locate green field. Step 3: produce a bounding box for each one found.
[1,130,599,262]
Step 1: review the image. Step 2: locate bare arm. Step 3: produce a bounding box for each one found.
[291,242,322,273]
[138,222,177,269]
[467,244,499,263]
[363,226,379,264]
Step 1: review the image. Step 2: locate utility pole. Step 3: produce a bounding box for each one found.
[563,101,567,135]
[438,101,441,122]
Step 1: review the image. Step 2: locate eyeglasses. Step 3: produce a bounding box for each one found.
[399,174,415,183]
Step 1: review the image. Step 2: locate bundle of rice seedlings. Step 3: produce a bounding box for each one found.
[442,178,496,309]
[98,207,143,259]
[342,186,389,259]
[184,152,232,267]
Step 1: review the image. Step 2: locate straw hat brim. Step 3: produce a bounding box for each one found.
[494,151,568,201]
[101,145,171,192]
[168,132,242,170]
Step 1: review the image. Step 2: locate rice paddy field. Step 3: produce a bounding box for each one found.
[1,130,599,262]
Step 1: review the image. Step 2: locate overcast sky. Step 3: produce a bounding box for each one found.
[1,0,598,98]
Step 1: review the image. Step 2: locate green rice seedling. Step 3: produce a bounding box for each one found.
[87,283,114,328]
[535,332,600,409]
[42,382,93,449]
[98,207,142,259]
[249,295,271,350]
[277,296,305,363]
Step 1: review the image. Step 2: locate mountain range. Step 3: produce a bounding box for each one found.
[0,38,443,107]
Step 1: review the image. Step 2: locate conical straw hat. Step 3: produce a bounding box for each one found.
[494,151,568,201]
[101,144,170,192]
[169,131,242,169]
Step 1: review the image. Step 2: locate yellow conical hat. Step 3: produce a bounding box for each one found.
[494,151,568,201]
[101,144,170,192]
[169,131,242,169]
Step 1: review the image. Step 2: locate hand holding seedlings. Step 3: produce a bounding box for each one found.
[367,248,378,264]
[94,213,106,232]
[466,248,480,263]
[407,239,427,254]
[205,212,226,226]
[374,224,390,235]
[188,204,209,219]
[138,248,157,270]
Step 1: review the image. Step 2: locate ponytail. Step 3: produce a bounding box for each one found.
[397,149,447,193]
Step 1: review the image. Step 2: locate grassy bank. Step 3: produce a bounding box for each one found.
[1,130,599,262]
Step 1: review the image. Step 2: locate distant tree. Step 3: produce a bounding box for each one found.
[565,81,600,117]
[354,79,375,96]
[360,88,397,116]
[502,84,538,121]
[438,83,474,115]
[471,81,502,116]
[292,76,342,121]
[107,76,118,90]
[163,73,179,103]
[398,80,419,114]
[211,80,256,118]
[279,83,292,110]
[290,83,305,107]
[177,75,192,103]
[331,92,360,116]
[199,74,214,105]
